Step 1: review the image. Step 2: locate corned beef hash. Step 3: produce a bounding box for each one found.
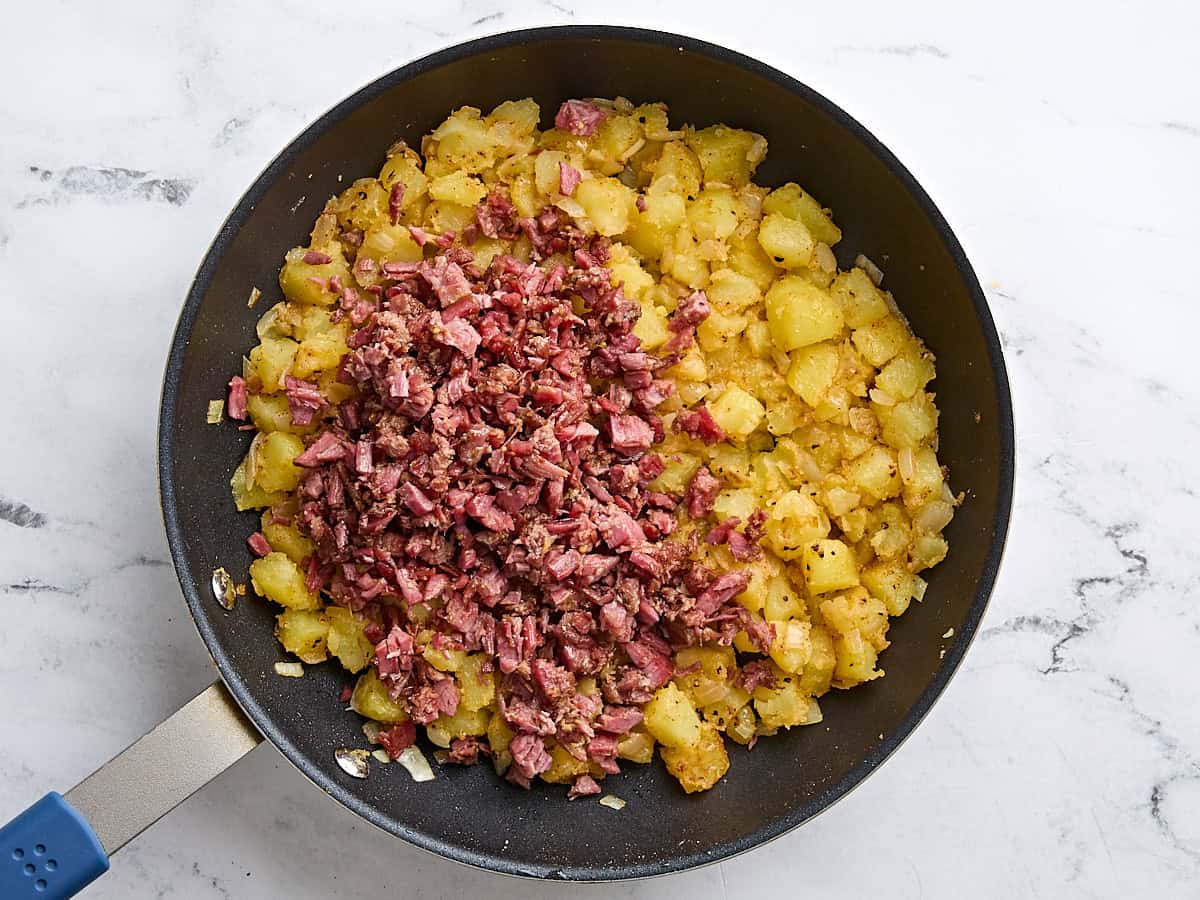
[225,97,957,797]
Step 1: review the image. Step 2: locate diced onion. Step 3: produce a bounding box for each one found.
[814,242,837,273]
[869,388,896,407]
[247,286,262,309]
[362,721,383,744]
[371,748,392,764]
[397,746,436,782]
[693,681,728,706]
[206,400,224,425]
[855,253,884,286]
[274,661,304,677]
[913,576,928,602]
[599,795,626,810]
[913,500,954,534]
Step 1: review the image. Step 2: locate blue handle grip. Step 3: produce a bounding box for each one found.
[0,793,109,899]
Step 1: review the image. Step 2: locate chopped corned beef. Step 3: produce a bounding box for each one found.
[237,177,772,797]
[247,531,272,557]
[554,99,606,136]
[227,376,248,420]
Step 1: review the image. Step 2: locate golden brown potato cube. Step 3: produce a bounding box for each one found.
[643,682,703,749]
[708,385,766,440]
[765,277,844,351]
[802,539,860,594]
[910,532,949,572]
[429,705,490,743]
[487,711,516,755]
[608,244,654,300]
[279,244,350,307]
[591,113,644,170]
[617,729,656,764]
[351,668,410,724]
[765,491,829,560]
[798,624,836,696]
[762,574,806,621]
[652,141,703,197]
[275,609,329,663]
[687,188,741,241]
[428,170,488,206]
[540,743,591,784]
[330,178,388,232]
[673,646,736,706]
[250,552,320,610]
[378,146,429,209]
[248,337,299,394]
[727,231,779,291]
[757,212,815,269]
[325,606,374,673]
[230,458,285,512]
[422,645,467,672]
[650,451,702,495]
[359,223,424,266]
[428,106,495,172]
[845,445,901,502]
[424,200,476,236]
[574,176,637,236]
[292,333,348,380]
[706,268,762,313]
[685,125,766,188]
[851,315,910,367]
[831,268,890,328]
[863,558,920,616]
[251,432,305,493]
[660,721,729,793]
[876,346,936,400]
[261,516,315,565]
[786,342,840,407]
[761,183,843,247]
[901,446,944,509]
[876,393,938,449]
[457,653,497,712]
[246,393,311,435]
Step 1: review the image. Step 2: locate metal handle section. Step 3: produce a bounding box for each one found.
[64,680,262,856]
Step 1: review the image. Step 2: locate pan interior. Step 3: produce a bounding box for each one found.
[159,26,1012,880]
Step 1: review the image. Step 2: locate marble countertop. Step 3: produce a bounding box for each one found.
[2,1,1197,896]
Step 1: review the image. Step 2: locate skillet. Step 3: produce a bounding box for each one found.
[0,25,1013,897]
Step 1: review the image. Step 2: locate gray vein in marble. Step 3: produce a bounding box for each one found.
[0,495,47,528]
[1163,121,1200,137]
[213,115,253,147]
[835,43,950,59]
[19,165,195,207]
[539,0,574,14]
[0,555,169,599]
[471,11,503,25]
[190,861,231,900]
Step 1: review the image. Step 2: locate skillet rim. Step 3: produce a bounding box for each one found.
[158,23,1015,881]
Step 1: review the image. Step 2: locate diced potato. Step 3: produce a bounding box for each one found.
[275,609,329,663]
[609,244,655,300]
[429,106,496,172]
[424,200,476,235]
[651,451,702,494]
[802,539,860,594]
[673,646,736,707]
[876,346,935,400]
[753,673,809,728]
[378,146,429,209]
[246,393,311,435]
[706,268,762,313]
[686,125,766,187]
[762,183,842,246]
[325,606,373,673]
[574,177,637,236]
[688,188,741,241]
[230,458,285,511]
[757,212,815,269]
[533,150,569,196]
[351,669,410,724]
[876,393,938,449]
[423,645,467,672]
[541,743,590,784]
[708,385,765,440]
[643,682,703,749]
[845,445,901,501]
[763,575,806,621]
[261,517,314,565]
[712,487,758,523]
[250,552,320,610]
[768,619,812,675]
[707,445,751,484]
[669,346,708,381]
[487,711,516,755]
[249,338,299,393]
[292,333,348,380]
[279,244,350,307]
[625,185,687,259]
[660,722,729,793]
[457,653,497,711]
[666,227,710,289]
[798,624,836,696]
[632,300,671,350]
[851,315,910,367]
[252,432,305,493]
[831,268,890,328]
[901,446,944,509]
[653,141,703,197]
[786,342,840,407]
[430,705,490,742]
[910,532,949,572]
[764,491,829,560]
[359,223,423,265]
[429,170,487,206]
[764,277,844,351]
[697,309,749,352]
[617,729,656,764]
[863,558,920,617]
[728,232,779,291]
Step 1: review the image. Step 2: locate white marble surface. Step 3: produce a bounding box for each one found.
[1,1,1197,896]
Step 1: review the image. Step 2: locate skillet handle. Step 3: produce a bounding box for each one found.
[0,681,261,899]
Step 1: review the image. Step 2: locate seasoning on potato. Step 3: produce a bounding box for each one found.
[228,97,955,797]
